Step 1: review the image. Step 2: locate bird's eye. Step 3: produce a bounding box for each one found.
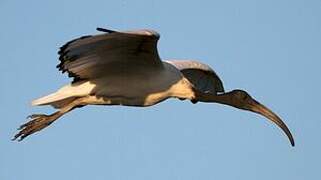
[233,90,249,101]
[242,94,248,100]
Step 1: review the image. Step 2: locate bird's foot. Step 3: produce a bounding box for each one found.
[13,113,59,141]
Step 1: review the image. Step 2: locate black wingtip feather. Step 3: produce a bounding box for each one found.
[96,27,116,33]
[56,34,93,83]
[56,28,117,83]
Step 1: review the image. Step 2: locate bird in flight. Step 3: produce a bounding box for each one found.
[13,27,294,146]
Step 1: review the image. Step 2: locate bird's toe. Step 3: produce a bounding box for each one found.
[13,114,54,141]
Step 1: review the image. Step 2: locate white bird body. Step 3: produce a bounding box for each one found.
[33,62,194,107]
[14,27,294,147]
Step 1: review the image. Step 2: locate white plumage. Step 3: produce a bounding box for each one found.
[13,28,294,147]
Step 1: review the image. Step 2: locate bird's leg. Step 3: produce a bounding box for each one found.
[13,96,95,141]
[13,112,63,141]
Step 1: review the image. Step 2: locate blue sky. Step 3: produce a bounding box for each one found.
[1,0,320,179]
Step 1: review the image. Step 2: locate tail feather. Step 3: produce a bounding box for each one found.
[32,93,69,106]
[31,81,94,106]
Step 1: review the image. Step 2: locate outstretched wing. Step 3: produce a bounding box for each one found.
[167,60,225,94]
[57,28,162,83]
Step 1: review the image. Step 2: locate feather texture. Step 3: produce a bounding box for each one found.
[57,28,162,83]
[166,60,225,94]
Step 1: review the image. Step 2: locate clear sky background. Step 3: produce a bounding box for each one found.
[1,0,320,179]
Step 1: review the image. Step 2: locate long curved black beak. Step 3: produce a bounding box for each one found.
[246,98,295,146]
